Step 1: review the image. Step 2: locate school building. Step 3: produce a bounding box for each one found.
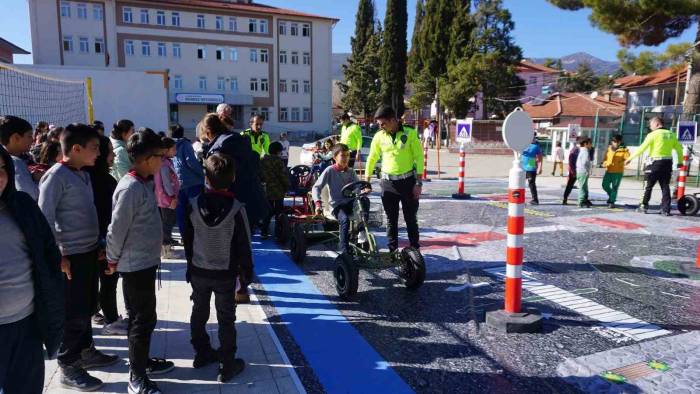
[27,0,337,134]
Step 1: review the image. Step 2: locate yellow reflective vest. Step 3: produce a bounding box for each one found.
[365,125,423,177]
[340,123,363,151]
[241,129,270,157]
[628,128,683,162]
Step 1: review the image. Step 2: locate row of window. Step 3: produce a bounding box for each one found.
[171,75,311,95]
[250,108,270,121]
[279,79,311,94]
[278,22,311,37]
[279,50,311,65]
[122,7,270,34]
[280,107,312,122]
[62,36,104,54]
[60,1,103,21]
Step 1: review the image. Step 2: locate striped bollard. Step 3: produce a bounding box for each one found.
[452,142,471,199]
[422,142,430,182]
[676,146,689,200]
[505,159,525,312]
[696,240,700,269]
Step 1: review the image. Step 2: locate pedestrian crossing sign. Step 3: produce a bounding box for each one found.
[456,118,473,143]
[678,121,697,145]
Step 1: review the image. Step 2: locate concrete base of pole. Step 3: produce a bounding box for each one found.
[451,193,471,200]
[485,309,543,333]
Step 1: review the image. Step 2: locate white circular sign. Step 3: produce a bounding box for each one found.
[502,108,534,152]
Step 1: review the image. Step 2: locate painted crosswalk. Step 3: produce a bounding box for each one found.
[483,266,672,341]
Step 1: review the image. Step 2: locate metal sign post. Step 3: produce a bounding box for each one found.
[452,118,472,199]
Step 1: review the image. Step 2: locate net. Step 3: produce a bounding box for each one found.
[0,64,88,127]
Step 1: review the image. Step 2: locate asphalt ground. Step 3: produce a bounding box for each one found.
[251,177,700,394]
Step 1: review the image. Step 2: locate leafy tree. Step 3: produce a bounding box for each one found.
[558,62,599,92]
[543,57,563,70]
[547,0,700,112]
[617,49,661,75]
[380,0,408,116]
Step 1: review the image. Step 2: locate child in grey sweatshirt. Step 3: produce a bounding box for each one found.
[575,138,592,208]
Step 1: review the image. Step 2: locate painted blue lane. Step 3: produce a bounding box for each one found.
[253,239,414,394]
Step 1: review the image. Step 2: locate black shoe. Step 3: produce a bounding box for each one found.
[585,201,593,208]
[92,313,104,325]
[193,349,219,369]
[562,199,568,205]
[260,232,270,239]
[636,206,648,214]
[217,359,245,383]
[128,373,161,394]
[607,203,615,208]
[662,211,672,216]
[80,347,120,369]
[145,358,175,375]
[60,365,104,392]
[529,200,539,206]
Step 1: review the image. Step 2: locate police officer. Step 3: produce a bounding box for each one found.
[339,113,362,167]
[365,106,424,251]
[241,114,270,157]
[626,116,683,215]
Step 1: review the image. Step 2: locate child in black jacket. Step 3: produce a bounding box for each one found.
[183,152,253,383]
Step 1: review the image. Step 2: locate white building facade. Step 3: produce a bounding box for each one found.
[27,0,336,133]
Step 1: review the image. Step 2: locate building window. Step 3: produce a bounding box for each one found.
[291,107,300,122]
[250,107,259,117]
[260,19,268,34]
[279,22,286,35]
[250,78,258,92]
[249,49,257,63]
[172,43,181,58]
[60,1,71,18]
[79,37,89,53]
[157,42,167,57]
[303,80,310,94]
[197,14,205,29]
[303,107,311,121]
[77,3,87,19]
[280,107,288,121]
[174,75,183,90]
[302,24,311,37]
[217,77,225,91]
[156,11,165,25]
[171,12,180,26]
[291,80,299,93]
[216,16,224,30]
[125,40,134,56]
[260,78,269,92]
[291,51,298,65]
[197,46,206,59]
[260,107,269,121]
[248,19,257,33]
[214,48,223,60]
[279,79,287,93]
[141,41,151,56]
[93,4,103,21]
[279,50,287,64]
[228,17,237,31]
[230,77,238,92]
[198,76,207,90]
[260,49,268,63]
[229,48,238,62]
[290,23,298,36]
[123,7,133,23]
[140,9,149,24]
[63,36,73,52]
[303,52,310,65]
[94,38,104,54]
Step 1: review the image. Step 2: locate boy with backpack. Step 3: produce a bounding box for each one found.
[260,141,289,239]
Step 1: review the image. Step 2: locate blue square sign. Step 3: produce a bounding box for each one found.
[456,118,473,143]
[678,121,697,145]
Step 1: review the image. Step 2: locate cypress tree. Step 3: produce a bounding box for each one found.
[380,0,408,116]
[407,0,425,85]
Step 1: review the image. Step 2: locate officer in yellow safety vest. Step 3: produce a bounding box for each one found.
[625,116,683,215]
[241,115,270,157]
[365,105,424,251]
[339,113,363,167]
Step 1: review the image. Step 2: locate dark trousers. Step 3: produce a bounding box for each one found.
[563,172,577,201]
[122,266,157,377]
[176,185,203,235]
[58,250,99,368]
[642,159,673,212]
[333,198,369,253]
[381,177,419,251]
[0,315,44,394]
[526,171,538,202]
[98,260,119,324]
[348,150,358,168]
[260,199,284,235]
[189,275,237,359]
[160,207,177,243]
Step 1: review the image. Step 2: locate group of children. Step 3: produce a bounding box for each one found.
[0,115,256,394]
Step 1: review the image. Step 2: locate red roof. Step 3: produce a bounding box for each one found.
[141,0,339,21]
[517,60,561,74]
[523,92,626,120]
[614,67,686,89]
[0,37,29,55]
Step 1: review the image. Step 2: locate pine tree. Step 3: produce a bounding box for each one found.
[447,0,474,68]
[380,0,408,116]
[558,62,599,92]
[407,0,425,85]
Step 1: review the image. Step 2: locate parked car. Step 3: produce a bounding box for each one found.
[299,135,381,177]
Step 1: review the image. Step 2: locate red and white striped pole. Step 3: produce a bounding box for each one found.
[452,142,470,199]
[676,145,690,200]
[696,241,700,269]
[422,141,430,182]
[505,158,525,313]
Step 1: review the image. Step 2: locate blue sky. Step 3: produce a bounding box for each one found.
[1,0,695,64]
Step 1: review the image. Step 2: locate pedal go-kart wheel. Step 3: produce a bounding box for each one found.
[334,253,359,300]
[274,213,290,244]
[400,247,426,290]
[678,195,699,216]
[289,224,307,264]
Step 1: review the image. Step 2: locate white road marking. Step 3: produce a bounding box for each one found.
[482,266,671,341]
[614,278,640,287]
[445,282,490,292]
[660,291,691,299]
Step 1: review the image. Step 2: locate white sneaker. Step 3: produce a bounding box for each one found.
[102,320,128,336]
[358,230,367,244]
